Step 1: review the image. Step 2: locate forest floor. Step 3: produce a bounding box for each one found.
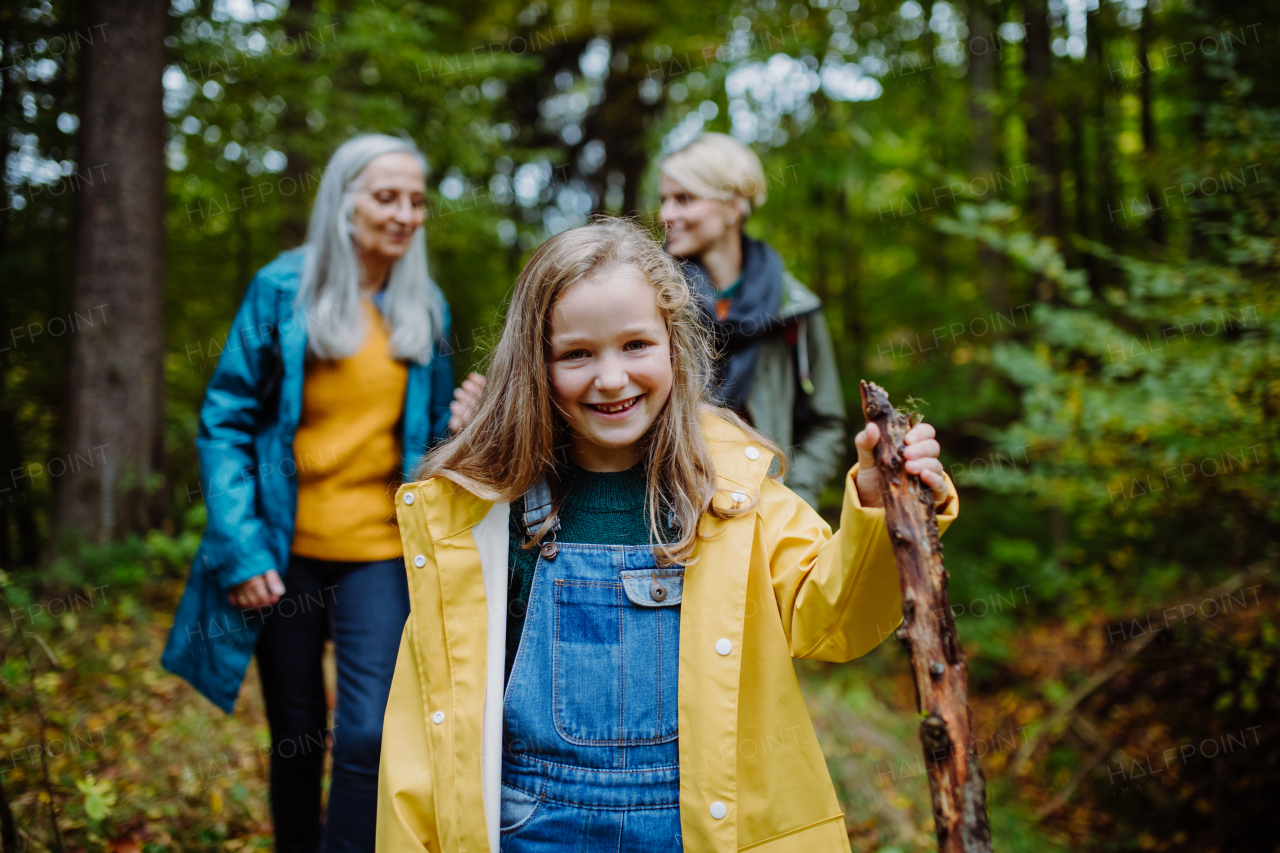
[1,554,1271,852]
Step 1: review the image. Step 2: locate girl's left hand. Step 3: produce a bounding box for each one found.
[852,421,948,509]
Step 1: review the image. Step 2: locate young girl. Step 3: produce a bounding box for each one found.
[375,219,957,853]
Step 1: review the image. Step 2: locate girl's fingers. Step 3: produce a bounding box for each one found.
[854,422,880,469]
[903,439,941,461]
[455,384,482,410]
[905,456,944,475]
[904,422,936,445]
[920,469,949,500]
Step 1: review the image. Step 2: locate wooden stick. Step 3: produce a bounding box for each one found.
[859,380,993,853]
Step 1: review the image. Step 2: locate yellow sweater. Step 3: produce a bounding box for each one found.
[291,299,408,561]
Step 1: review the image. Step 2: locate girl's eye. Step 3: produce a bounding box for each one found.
[624,340,651,352]
[562,349,589,360]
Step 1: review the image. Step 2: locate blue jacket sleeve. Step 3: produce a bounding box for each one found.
[428,303,455,444]
[196,273,283,590]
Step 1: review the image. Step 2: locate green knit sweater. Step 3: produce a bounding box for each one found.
[504,461,670,685]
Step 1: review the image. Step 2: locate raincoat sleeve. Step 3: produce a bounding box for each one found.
[196,272,283,590]
[762,464,959,662]
[376,623,438,852]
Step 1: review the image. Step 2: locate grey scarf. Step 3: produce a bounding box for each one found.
[680,234,785,412]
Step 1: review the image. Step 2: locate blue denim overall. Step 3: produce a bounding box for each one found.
[499,479,685,852]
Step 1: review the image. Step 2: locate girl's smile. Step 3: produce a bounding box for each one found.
[583,394,643,416]
[547,265,674,472]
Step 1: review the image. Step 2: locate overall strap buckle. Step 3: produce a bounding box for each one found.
[522,476,561,559]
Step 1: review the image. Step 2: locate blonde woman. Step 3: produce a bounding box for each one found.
[659,132,846,508]
[165,134,479,853]
[376,219,957,852]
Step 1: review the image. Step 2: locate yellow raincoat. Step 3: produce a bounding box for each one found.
[376,413,958,852]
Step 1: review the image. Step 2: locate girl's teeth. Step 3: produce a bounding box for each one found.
[595,397,635,413]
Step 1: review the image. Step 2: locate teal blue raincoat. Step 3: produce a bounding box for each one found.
[162,250,454,712]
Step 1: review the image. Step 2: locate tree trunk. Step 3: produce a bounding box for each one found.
[277,0,317,247]
[967,0,996,173]
[0,6,45,565]
[1068,94,1091,275]
[55,0,168,545]
[968,0,1009,313]
[858,381,993,853]
[1091,3,1117,258]
[582,34,658,217]
[1138,4,1164,246]
[839,186,863,381]
[1023,0,1062,248]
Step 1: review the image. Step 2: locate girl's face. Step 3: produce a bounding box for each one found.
[547,266,674,472]
[658,174,739,259]
[349,152,427,264]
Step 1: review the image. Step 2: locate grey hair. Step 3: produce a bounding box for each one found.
[295,133,444,364]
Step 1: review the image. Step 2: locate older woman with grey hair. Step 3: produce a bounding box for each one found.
[164,133,480,853]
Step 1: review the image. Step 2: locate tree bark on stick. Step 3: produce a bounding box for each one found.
[859,380,993,853]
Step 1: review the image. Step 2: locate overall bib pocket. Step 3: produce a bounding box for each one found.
[552,567,684,746]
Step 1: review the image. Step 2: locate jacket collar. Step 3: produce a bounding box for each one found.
[778,272,823,320]
[420,410,774,537]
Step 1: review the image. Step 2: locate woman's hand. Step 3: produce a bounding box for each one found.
[448,372,487,434]
[228,569,285,610]
[852,421,949,509]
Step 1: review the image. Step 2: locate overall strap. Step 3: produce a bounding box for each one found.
[522,476,561,558]
[521,474,681,558]
[521,476,560,536]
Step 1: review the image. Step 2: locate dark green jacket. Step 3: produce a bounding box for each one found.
[745,273,846,507]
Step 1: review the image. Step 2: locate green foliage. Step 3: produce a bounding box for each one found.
[937,104,1278,605]
[77,774,117,821]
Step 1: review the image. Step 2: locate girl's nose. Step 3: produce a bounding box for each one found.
[594,354,628,391]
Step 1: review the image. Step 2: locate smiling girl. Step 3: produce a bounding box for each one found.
[376,219,958,853]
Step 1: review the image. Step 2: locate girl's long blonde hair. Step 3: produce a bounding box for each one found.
[418,217,783,566]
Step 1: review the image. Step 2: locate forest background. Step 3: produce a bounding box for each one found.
[0,0,1276,850]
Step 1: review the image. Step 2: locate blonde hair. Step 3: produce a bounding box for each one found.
[419,217,783,567]
[660,132,768,221]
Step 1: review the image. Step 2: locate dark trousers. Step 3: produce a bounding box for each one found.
[256,555,409,853]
